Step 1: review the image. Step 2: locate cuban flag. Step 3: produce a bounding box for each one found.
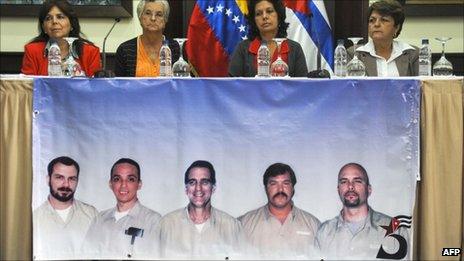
[284,0,334,73]
[187,0,333,77]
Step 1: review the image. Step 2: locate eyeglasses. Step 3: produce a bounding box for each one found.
[142,10,164,20]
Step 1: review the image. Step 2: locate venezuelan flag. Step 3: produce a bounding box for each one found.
[186,0,334,76]
[186,0,249,77]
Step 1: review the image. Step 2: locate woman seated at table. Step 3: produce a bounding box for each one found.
[349,0,418,76]
[115,0,179,77]
[21,0,101,77]
[228,0,308,77]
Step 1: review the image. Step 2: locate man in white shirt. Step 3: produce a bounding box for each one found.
[33,156,98,260]
[315,162,410,260]
[239,163,321,260]
[82,158,161,259]
[159,160,242,260]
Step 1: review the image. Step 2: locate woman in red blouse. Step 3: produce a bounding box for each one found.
[21,0,101,77]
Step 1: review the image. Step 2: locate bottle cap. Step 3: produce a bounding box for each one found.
[337,39,344,45]
[421,38,429,44]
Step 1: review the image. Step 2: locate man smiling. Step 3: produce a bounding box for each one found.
[159,160,242,259]
[82,158,161,259]
[239,163,320,259]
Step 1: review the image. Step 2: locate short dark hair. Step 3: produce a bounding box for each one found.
[47,156,80,177]
[368,0,405,38]
[263,163,297,186]
[246,0,289,40]
[31,0,94,56]
[184,160,216,186]
[110,158,141,181]
[338,162,370,186]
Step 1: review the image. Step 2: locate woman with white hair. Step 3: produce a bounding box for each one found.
[114,0,179,77]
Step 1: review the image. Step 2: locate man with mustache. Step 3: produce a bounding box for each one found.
[315,162,410,260]
[33,156,98,260]
[158,160,243,259]
[82,158,161,259]
[239,163,320,259]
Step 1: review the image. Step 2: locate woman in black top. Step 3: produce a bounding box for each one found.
[114,0,179,77]
[228,0,308,77]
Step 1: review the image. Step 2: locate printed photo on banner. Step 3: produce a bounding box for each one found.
[32,78,419,260]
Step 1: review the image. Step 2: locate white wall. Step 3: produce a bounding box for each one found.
[1,0,463,53]
[400,16,463,52]
[367,0,463,52]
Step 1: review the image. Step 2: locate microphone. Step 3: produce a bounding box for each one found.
[307,13,330,78]
[94,17,121,78]
[307,47,330,78]
[125,227,144,245]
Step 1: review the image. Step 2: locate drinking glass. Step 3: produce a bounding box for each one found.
[172,38,190,77]
[270,38,289,77]
[346,37,366,77]
[63,37,85,77]
[432,37,453,76]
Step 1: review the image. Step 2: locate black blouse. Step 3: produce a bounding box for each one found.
[114,37,181,77]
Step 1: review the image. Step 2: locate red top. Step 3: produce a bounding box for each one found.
[21,41,101,77]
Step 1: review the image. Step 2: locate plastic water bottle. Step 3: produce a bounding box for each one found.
[159,40,172,77]
[418,38,432,76]
[334,39,347,77]
[256,40,270,77]
[48,40,62,76]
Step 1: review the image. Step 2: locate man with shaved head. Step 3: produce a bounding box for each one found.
[315,162,410,260]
